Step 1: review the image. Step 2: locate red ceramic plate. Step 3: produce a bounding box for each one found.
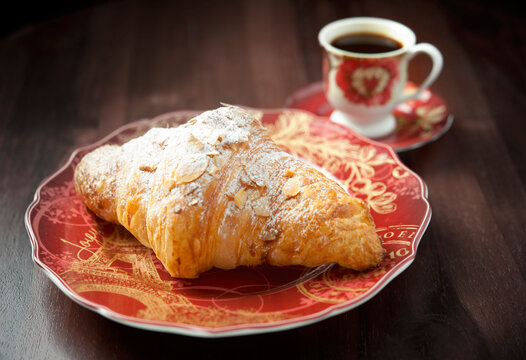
[26,108,431,337]
[285,81,453,152]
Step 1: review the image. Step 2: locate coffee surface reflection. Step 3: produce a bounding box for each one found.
[331,32,403,54]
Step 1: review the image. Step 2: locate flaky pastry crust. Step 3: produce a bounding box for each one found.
[74,106,385,278]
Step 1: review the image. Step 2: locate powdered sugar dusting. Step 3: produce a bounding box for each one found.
[76,105,384,277]
[79,105,313,245]
[183,106,253,146]
[117,107,255,205]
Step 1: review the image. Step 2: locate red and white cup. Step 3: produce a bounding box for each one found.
[318,17,443,138]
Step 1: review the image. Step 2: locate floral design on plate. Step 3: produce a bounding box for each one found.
[285,81,453,152]
[26,108,431,337]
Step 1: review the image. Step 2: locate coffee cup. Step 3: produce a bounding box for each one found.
[318,17,443,138]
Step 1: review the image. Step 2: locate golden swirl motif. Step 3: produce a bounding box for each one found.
[266,111,398,214]
[61,227,292,327]
[296,265,392,305]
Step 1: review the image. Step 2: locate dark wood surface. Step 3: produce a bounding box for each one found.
[2,0,525,359]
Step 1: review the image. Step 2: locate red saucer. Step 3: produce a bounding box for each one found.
[285,81,453,152]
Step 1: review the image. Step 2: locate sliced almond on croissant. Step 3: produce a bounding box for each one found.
[283,176,302,197]
[175,154,208,185]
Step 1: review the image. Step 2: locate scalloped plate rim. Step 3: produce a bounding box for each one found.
[25,107,431,337]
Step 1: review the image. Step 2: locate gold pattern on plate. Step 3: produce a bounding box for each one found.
[296,224,418,304]
[61,227,292,327]
[296,264,393,305]
[267,111,398,214]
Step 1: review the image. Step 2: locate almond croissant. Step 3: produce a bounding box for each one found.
[74,106,385,278]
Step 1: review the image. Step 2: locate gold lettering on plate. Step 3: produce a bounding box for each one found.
[378,225,416,258]
[377,225,418,247]
[60,228,102,260]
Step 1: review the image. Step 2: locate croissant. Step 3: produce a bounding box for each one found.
[74,106,385,278]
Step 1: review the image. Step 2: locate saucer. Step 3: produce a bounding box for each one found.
[285,81,453,152]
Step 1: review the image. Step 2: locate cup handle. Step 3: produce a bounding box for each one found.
[396,43,443,104]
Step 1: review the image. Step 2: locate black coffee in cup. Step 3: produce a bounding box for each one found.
[331,32,403,54]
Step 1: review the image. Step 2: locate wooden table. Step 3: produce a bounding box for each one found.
[2,0,525,358]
